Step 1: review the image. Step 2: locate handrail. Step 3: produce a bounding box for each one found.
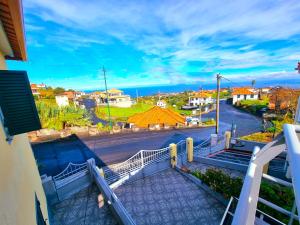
[53,162,88,181]
[284,124,300,218]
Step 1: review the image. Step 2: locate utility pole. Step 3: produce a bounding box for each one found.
[199,87,202,124]
[103,67,112,130]
[215,73,221,134]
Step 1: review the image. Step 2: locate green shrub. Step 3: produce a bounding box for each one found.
[191,168,295,224]
[36,100,91,130]
[96,122,110,131]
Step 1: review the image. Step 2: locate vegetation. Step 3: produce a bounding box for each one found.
[95,103,153,121]
[202,118,216,125]
[96,122,110,132]
[240,132,274,143]
[211,90,231,99]
[36,100,91,130]
[241,117,293,142]
[192,168,296,224]
[236,98,269,114]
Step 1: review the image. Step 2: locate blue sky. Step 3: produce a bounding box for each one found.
[7,0,300,90]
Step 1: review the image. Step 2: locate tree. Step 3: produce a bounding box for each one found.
[53,87,65,95]
[269,87,299,117]
[251,80,256,87]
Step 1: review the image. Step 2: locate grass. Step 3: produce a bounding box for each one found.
[95,103,153,120]
[240,132,274,143]
[240,117,293,142]
[236,98,269,115]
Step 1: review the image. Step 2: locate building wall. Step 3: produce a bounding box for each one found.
[233,94,258,105]
[0,51,49,225]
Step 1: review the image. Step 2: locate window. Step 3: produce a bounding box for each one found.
[251,94,254,98]
[237,94,240,98]
[0,70,41,137]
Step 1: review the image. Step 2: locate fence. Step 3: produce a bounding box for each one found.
[53,162,89,189]
[194,135,225,157]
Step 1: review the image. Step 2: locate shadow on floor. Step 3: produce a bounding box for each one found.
[32,134,106,176]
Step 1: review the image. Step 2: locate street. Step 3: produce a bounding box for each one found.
[81,101,262,165]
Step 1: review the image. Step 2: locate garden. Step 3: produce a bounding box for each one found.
[191,168,297,224]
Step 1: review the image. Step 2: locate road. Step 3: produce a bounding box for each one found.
[81,101,262,165]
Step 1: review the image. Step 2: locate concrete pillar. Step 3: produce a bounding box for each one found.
[87,158,96,180]
[42,176,59,205]
[169,143,177,168]
[186,137,194,162]
[225,131,231,149]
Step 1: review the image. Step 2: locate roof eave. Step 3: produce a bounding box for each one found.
[0,0,27,61]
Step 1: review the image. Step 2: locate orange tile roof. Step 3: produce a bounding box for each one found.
[30,84,37,89]
[192,92,211,98]
[128,106,186,128]
[232,88,254,95]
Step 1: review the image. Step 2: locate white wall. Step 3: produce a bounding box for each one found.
[189,96,213,106]
[233,94,258,105]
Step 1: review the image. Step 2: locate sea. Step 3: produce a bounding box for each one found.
[84,79,300,97]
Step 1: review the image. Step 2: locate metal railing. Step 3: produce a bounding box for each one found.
[103,139,187,184]
[53,162,88,188]
[221,197,287,225]
[194,136,225,157]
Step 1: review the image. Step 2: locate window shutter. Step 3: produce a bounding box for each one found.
[0,70,41,136]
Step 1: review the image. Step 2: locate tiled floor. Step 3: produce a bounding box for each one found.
[114,169,226,225]
[50,185,117,225]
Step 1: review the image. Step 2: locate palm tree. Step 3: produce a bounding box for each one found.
[251,80,256,88]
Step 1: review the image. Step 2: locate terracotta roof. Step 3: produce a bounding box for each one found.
[128,106,185,128]
[232,88,254,95]
[30,84,37,89]
[63,91,75,99]
[0,0,27,60]
[192,92,211,98]
[108,88,122,93]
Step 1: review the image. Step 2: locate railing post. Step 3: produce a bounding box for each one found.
[141,151,144,168]
[170,143,177,168]
[87,158,96,180]
[225,131,231,149]
[186,137,194,162]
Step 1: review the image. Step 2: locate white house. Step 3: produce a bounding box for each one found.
[232,88,258,105]
[189,92,213,106]
[94,88,132,108]
[55,95,69,107]
[157,100,167,108]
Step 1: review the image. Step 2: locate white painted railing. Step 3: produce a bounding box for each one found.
[103,139,187,184]
[194,135,225,157]
[53,162,88,188]
[103,145,172,184]
[232,124,300,225]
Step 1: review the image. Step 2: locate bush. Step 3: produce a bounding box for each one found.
[36,100,91,130]
[191,168,295,224]
[96,122,110,132]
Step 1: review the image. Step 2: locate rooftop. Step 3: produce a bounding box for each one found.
[128,106,185,128]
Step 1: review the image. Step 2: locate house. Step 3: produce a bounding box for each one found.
[63,91,75,100]
[157,99,167,108]
[30,84,40,95]
[37,83,46,89]
[189,92,213,106]
[231,87,258,105]
[128,106,185,128]
[94,88,132,108]
[0,1,49,224]
[55,95,69,107]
